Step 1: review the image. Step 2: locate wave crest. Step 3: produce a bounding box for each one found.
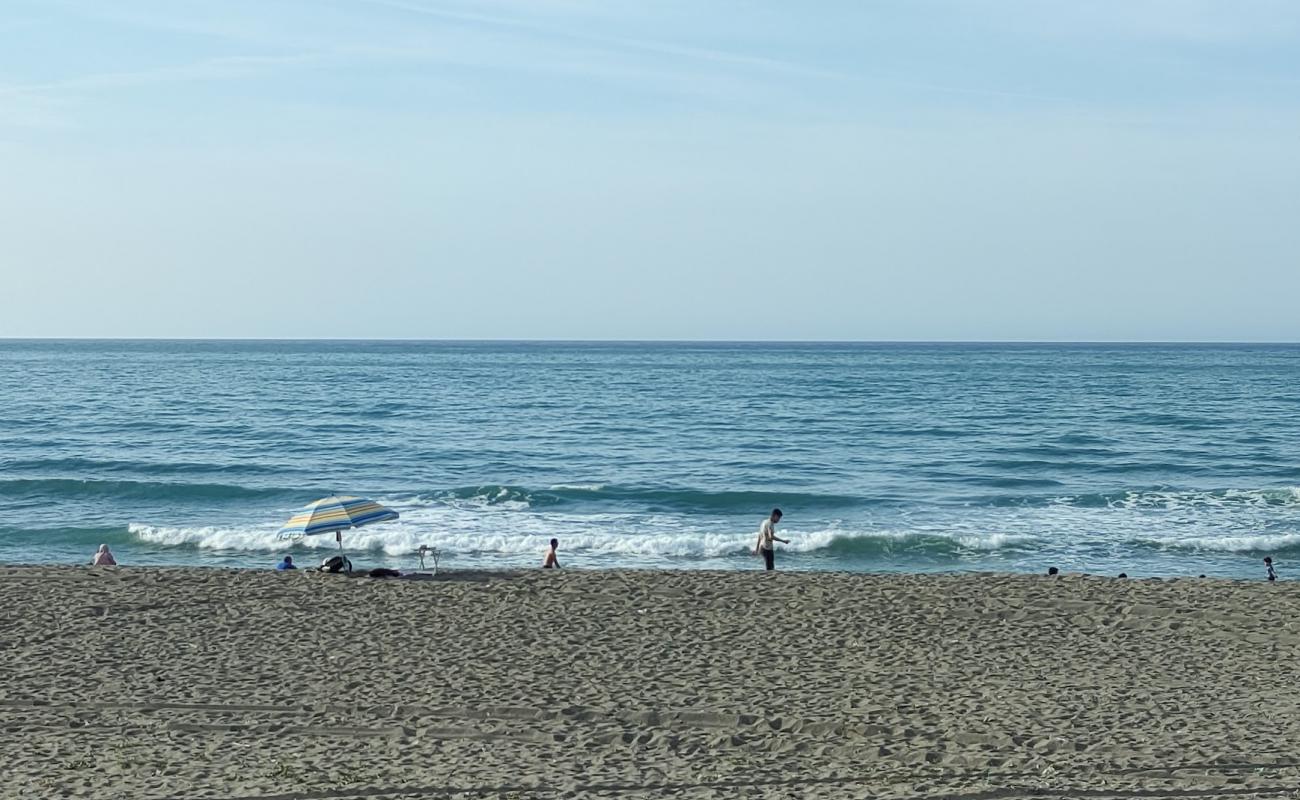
[422,484,870,513]
[1141,533,1300,554]
[127,521,1035,559]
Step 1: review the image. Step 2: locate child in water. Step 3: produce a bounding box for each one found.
[1265,556,1277,582]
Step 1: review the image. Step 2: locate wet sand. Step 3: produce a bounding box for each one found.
[3,565,1300,799]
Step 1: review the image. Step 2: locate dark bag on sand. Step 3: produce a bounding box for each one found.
[320,555,352,574]
[368,568,401,578]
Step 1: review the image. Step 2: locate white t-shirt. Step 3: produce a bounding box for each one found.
[757,519,776,552]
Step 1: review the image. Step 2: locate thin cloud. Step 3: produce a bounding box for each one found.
[0,53,325,98]
[351,0,849,81]
[966,0,1300,44]
[24,1,1081,109]
[348,0,1083,106]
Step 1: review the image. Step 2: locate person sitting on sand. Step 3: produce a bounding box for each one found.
[92,544,117,566]
[753,508,789,571]
[543,538,560,569]
[275,555,296,571]
[1266,557,1277,582]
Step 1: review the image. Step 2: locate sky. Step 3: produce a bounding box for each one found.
[2,1,1299,341]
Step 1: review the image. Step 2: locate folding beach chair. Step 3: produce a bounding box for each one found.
[414,544,440,575]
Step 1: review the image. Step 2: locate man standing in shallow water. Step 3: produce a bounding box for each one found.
[753,508,789,571]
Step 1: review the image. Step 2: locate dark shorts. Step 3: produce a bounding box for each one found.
[761,548,775,571]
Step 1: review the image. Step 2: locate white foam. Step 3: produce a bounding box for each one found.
[127,495,1047,561]
[130,522,291,551]
[1148,532,1300,553]
[126,514,1027,560]
[440,487,532,511]
[1109,487,1300,510]
[954,532,1038,551]
[128,521,836,558]
[126,488,1300,565]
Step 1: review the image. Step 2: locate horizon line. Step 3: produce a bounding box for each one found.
[3,337,1300,346]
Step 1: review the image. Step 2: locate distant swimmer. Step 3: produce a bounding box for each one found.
[1266,556,1277,582]
[753,508,789,571]
[92,544,117,566]
[543,538,560,569]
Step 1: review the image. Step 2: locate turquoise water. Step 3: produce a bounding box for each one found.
[2,340,1299,577]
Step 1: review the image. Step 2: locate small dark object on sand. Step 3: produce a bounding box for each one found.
[1047,566,1059,576]
[1117,573,1128,578]
[368,568,401,578]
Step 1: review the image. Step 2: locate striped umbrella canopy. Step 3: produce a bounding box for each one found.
[278,495,399,550]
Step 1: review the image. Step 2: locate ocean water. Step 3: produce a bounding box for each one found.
[2,340,1299,578]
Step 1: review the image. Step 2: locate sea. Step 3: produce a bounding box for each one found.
[2,340,1299,578]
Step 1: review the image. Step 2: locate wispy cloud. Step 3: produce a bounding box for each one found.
[969,0,1300,44]
[0,53,325,98]
[345,0,1085,107]
[351,0,848,81]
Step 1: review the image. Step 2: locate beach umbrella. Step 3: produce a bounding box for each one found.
[277,495,399,552]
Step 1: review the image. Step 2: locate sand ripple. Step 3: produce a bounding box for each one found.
[3,566,1300,799]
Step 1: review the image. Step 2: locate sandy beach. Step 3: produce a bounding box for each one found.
[4,566,1300,799]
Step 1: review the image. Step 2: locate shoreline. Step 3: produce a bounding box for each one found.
[0,558,1273,581]
[0,560,1274,584]
[5,566,1300,798]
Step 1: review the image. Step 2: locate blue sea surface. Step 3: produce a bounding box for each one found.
[2,340,1299,577]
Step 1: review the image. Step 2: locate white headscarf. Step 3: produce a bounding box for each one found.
[92,544,117,566]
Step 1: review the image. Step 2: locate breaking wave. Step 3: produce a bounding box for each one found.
[125,520,1039,559]
[1138,533,1300,555]
[423,484,873,512]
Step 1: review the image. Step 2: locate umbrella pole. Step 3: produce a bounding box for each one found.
[336,530,343,551]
